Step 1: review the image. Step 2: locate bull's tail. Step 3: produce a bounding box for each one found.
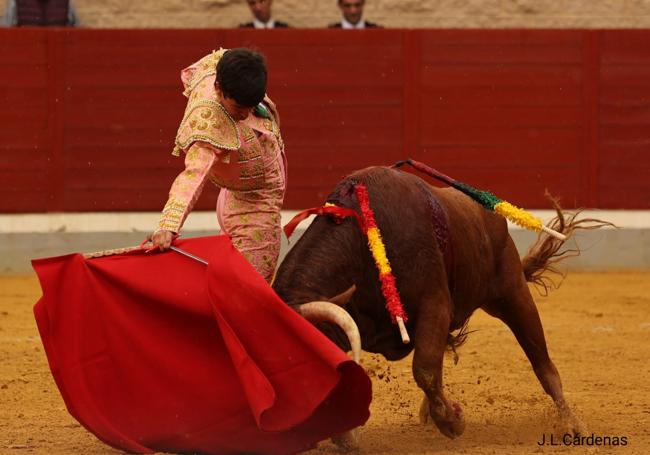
[522,193,615,294]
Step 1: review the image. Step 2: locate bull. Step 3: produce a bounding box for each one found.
[273,164,607,444]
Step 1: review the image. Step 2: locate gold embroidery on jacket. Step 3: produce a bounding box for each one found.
[174,101,240,156]
[182,49,227,97]
[158,196,187,232]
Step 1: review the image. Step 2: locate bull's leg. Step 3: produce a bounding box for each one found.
[412,294,465,438]
[484,269,585,435]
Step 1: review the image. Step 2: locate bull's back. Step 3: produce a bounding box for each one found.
[343,167,444,251]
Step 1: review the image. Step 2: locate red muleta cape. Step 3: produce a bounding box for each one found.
[32,235,371,454]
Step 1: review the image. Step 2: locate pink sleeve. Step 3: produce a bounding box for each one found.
[157,142,217,233]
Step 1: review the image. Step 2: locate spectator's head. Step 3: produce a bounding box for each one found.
[338,0,365,25]
[247,0,273,23]
[216,48,267,121]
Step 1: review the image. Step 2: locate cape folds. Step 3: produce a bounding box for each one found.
[32,235,371,455]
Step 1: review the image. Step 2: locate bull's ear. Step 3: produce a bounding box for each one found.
[328,285,356,308]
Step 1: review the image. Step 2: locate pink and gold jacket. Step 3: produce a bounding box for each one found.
[157,50,287,282]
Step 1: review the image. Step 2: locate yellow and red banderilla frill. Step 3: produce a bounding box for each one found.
[284,183,411,344]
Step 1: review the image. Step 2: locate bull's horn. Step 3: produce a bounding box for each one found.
[298,301,361,363]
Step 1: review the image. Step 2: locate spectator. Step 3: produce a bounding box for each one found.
[239,0,289,29]
[329,0,381,29]
[3,0,78,27]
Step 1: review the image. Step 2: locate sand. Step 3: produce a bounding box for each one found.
[1,272,649,454]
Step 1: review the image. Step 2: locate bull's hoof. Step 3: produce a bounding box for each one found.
[557,402,587,437]
[420,395,466,438]
[432,401,466,439]
[331,428,360,451]
[436,415,466,439]
[559,411,588,437]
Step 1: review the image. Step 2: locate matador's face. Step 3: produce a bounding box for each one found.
[221,97,253,122]
[215,83,253,122]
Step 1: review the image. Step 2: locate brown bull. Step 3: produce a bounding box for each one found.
[273,165,607,441]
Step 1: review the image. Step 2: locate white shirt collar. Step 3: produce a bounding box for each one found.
[253,18,276,29]
[341,17,366,29]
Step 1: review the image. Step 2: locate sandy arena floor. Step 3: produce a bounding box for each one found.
[1,272,649,454]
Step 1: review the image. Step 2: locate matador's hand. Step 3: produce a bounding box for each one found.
[147,230,175,251]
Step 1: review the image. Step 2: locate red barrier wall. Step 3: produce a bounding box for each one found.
[1,29,649,212]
